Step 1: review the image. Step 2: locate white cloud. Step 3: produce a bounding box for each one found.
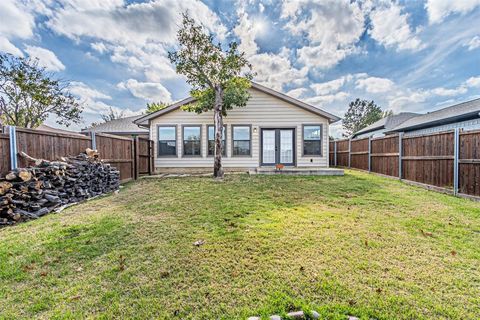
[286,88,308,99]
[466,76,480,88]
[233,9,259,57]
[117,79,172,102]
[66,80,137,117]
[46,0,226,46]
[311,75,352,95]
[24,45,65,72]
[69,81,112,100]
[0,0,37,56]
[0,37,23,56]
[387,89,431,112]
[91,42,107,54]
[305,91,350,106]
[430,86,468,97]
[369,3,424,51]
[356,77,395,93]
[249,48,308,91]
[42,0,226,82]
[0,0,35,39]
[465,36,480,50]
[426,0,480,24]
[282,0,366,69]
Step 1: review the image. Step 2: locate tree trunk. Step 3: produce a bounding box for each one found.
[213,85,224,179]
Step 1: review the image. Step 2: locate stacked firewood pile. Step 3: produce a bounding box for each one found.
[0,149,120,226]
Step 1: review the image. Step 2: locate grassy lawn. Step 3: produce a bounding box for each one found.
[1,170,479,319]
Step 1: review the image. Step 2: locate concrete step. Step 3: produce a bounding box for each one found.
[250,167,344,176]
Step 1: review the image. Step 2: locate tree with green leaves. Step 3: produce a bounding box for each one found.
[343,99,389,137]
[168,13,252,179]
[146,102,167,114]
[0,53,82,128]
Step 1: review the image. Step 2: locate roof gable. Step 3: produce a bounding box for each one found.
[82,115,148,134]
[134,82,341,126]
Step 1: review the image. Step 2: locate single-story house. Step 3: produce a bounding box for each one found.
[387,98,480,136]
[134,82,340,173]
[352,112,419,139]
[82,115,149,138]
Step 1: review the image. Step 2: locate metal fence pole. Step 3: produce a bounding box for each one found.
[398,133,403,179]
[8,126,18,170]
[91,131,97,150]
[368,136,372,172]
[348,139,352,168]
[453,128,460,196]
[334,141,337,167]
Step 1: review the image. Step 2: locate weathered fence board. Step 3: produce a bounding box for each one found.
[459,130,480,196]
[350,138,369,171]
[0,134,10,176]
[330,129,480,199]
[0,127,153,183]
[402,131,454,188]
[95,133,134,182]
[14,128,91,169]
[336,140,350,167]
[371,135,399,177]
[136,137,154,176]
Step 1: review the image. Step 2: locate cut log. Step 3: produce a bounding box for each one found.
[1,151,119,227]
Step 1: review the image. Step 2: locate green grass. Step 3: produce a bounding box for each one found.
[1,170,479,319]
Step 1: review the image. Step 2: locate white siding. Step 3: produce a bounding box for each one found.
[150,88,330,169]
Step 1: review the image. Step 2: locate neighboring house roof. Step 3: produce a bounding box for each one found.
[352,112,419,137]
[134,82,341,127]
[387,98,480,133]
[37,124,86,137]
[82,115,148,135]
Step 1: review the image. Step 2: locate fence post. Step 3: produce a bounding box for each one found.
[453,128,460,196]
[368,136,372,172]
[149,140,154,175]
[348,138,352,168]
[334,141,337,167]
[8,126,18,170]
[398,133,403,179]
[134,136,140,180]
[91,131,96,150]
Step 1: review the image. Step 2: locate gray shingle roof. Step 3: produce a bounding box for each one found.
[353,112,419,137]
[387,98,480,133]
[37,124,86,136]
[82,115,148,134]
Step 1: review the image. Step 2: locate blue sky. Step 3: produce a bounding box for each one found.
[1,0,479,137]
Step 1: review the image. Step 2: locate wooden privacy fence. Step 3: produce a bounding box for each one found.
[330,129,480,199]
[0,127,154,183]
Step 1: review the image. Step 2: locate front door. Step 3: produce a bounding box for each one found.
[261,129,295,166]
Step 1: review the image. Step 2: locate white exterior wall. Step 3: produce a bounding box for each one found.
[149,88,330,169]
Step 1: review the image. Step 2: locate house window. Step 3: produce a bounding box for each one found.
[232,125,251,156]
[208,125,226,156]
[158,126,177,156]
[183,125,201,156]
[303,125,322,156]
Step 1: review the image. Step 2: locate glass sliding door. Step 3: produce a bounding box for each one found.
[280,129,294,164]
[261,128,295,166]
[262,129,276,165]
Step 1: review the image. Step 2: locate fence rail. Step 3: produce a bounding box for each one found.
[330,129,480,199]
[0,126,154,183]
